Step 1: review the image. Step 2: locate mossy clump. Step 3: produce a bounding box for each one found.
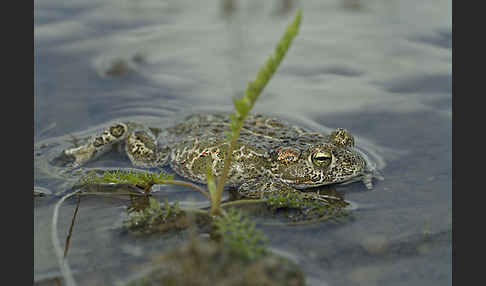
[265,190,350,222]
[78,169,211,200]
[126,239,305,286]
[79,169,174,192]
[123,197,189,235]
[213,208,267,261]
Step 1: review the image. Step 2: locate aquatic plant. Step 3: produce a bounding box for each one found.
[81,169,171,188]
[80,169,210,199]
[123,197,188,235]
[125,237,305,286]
[265,191,350,222]
[213,208,267,261]
[208,8,302,216]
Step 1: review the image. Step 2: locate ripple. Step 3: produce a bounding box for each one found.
[378,73,452,95]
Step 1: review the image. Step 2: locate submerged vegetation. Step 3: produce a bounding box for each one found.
[126,238,305,286]
[265,189,350,222]
[80,169,173,190]
[213,208,267,261]
[123,197,188,235]
[80,169,210,199]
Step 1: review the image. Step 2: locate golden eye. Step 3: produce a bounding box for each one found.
[311,151,332,167]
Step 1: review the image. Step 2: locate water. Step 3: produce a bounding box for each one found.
[34,0,451,285]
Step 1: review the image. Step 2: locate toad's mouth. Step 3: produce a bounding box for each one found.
[279,178,327,189]
[279,175,357,189]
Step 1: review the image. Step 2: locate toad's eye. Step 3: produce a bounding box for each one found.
[311,151,332,167]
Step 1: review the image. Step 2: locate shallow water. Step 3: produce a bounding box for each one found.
[35,0,451,285]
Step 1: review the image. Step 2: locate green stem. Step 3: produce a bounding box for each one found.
[207,9,302,217]
[212,134,240,215]
[164,180,211,200]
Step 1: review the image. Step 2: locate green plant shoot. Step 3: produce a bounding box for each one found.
[207,9,302,216]
[206,166,219,215]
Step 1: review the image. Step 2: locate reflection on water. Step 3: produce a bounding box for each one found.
[34,0,451,285]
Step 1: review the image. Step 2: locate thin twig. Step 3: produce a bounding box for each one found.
[52,190,82,286]
[164,180,210,200]
[64,194,81,258]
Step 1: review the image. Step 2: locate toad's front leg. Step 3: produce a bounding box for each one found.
[124,125,169,168]
[63,123,129,167]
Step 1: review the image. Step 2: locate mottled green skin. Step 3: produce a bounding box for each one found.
[61,113,371,198]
